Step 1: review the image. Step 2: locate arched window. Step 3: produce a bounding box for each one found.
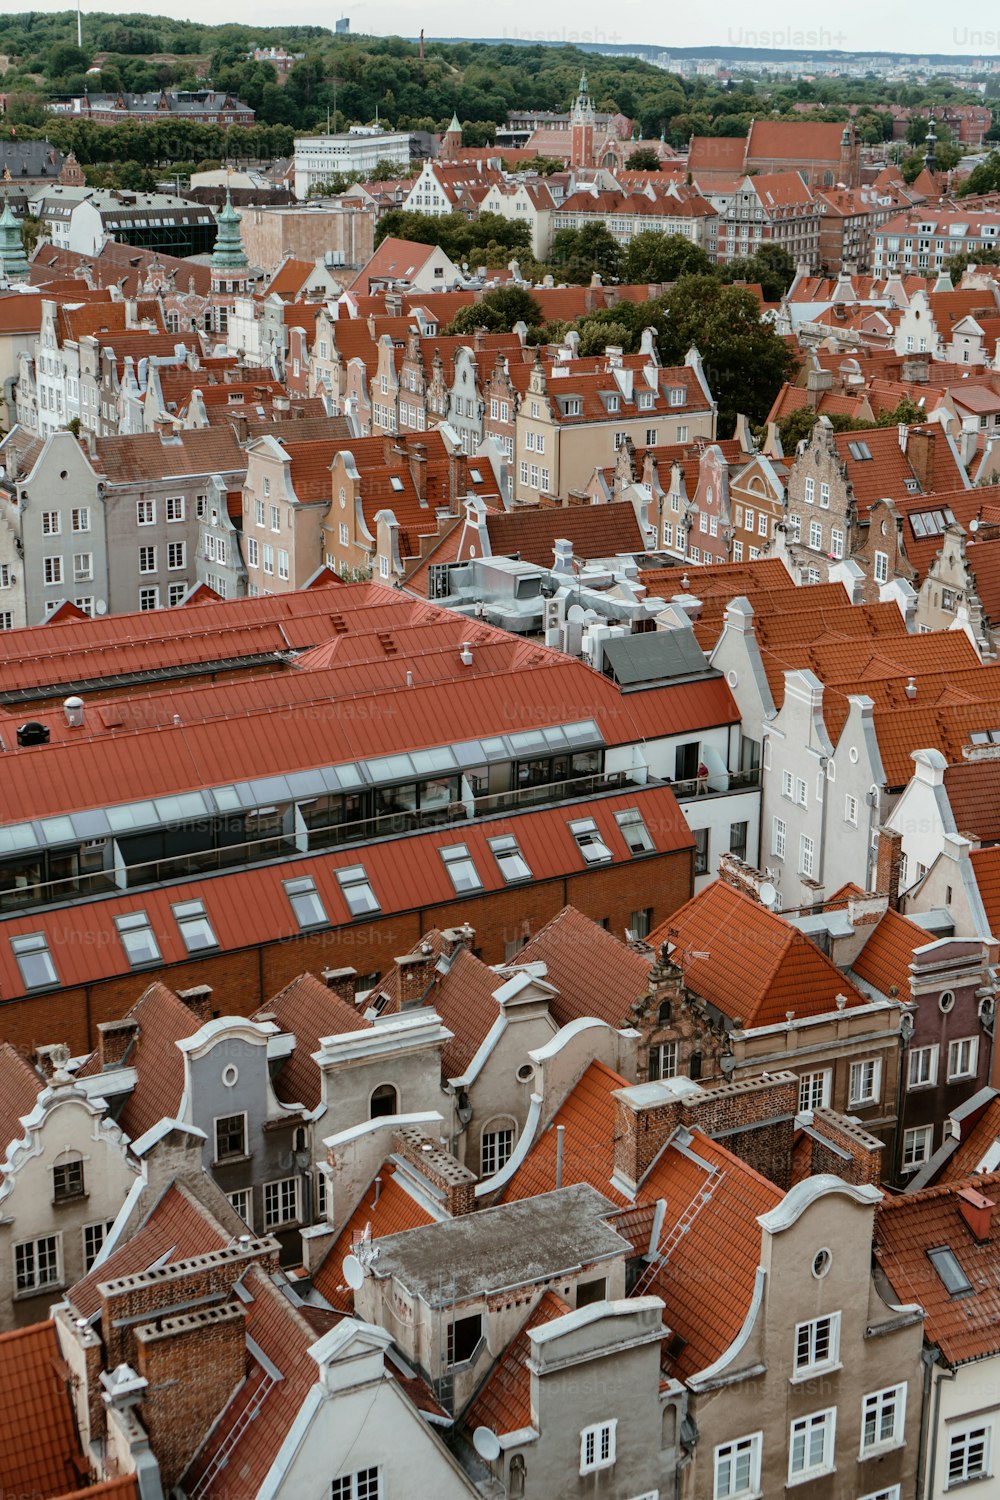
[480,1118,517,1177]
[52,1150,85,1202]
[509,1455,526,1498]
[369,1083,398,1119]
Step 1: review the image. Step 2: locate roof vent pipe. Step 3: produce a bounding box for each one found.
[555,1124,565,1190]
[63,696,85,728]
[905,676,917,699]
[460,642,474,666]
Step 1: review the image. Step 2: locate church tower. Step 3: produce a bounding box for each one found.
[570,70,595,169]
[0,194,29,282]
[210,186,251,335]
[442,111,462,161]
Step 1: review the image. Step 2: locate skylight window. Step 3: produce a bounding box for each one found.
[569,817,613,864]
[615,807,655,854]
[389,475,405,492]
[336,864,380,916]
[927,1246,973,1296]
[115,911,161,967]
[469,467,483,483]
[284,876,328,929]
[847,439,872,460]
[440,843,483,893]
[11,932,58,990]
[488,834,532,883]
[172,899,219,953]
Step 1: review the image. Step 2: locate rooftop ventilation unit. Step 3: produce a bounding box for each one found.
[17,721,50,747]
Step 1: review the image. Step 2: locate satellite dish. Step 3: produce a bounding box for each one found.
[567,603,587,623]
[759,881,777,908]
[95,599,108,615]
[342,1254,364,1290]
[473,1426,501,1461]
[970,518,980,532]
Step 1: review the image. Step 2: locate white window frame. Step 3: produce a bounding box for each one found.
[849,1057,882,1108]
[580,1419,617,1475]
[713,1432,762,1499]
[860,1383,906,1456]
[227,1187,253,1230]
[908,1045,938,1090]
[902,1124,933,1170]
[263,1176,301,1229]
[798,1069,831,1113]
[947,1036,979,1081]
[793,1312,841,1376]
[481,1125,515,1177]
[214,1111,248,1163]
[14,1233,62,1294]
[874,550,889,584]
[947,1423,991,1488]
[788,1408,836,1484]
[136,498,155,526]
[799,833,815,878]
[772,817,786,859]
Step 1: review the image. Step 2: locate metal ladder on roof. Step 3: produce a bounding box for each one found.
[187,1370,277,1500]
[632,1165,725,1299]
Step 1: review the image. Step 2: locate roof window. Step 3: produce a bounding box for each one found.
[11,932,58,990]
[336,864,380,916]
[115,911,161,967]
[172,899,219,953]
[927,1246,973,1296]
[569,816,613,864]
[440,843,483,893]
[488,834,532,883]
[615,807,655,854]
[284,876,328,930]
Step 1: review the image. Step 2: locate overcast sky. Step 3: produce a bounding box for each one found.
[68,1,995,60]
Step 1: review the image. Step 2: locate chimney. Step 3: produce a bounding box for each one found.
[232,410,249,443]
[392,1126,476,1214]
[448,448,469,503]
[806,367,834,406]
[957,1186,994,1243]
[906,426,936,491]
[177,984,213,1023]
[97,1018,140,1069]
[901,354,929,384]
[321,966,359,1005]
[440,924,474,958]
[408,442,428,502]
[394,946,438,1009]
[876,825,903,911]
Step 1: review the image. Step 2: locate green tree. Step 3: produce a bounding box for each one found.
[549,223,621,284]
[946,245,1000,280]
[622,231,713,284]
[625,146,661,170]
[46,42,89,78]
[19,214,46,256]
[655,277,798,436]
[577,318,634,356]
[445,286,544,335]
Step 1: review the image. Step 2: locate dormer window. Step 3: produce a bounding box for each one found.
[569,817,612,864]
[337,864,380,916]
[11,932,58,990]
[172,899,218,953]
[565,397,582,417]
[115,911,161,967]
[669,388,686,407]
[606,394,620,413]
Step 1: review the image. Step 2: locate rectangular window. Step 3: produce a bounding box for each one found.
[247,537,259,568]
[809,520,823,550]
[580,1420,617,1475]
[71,507,90,532]
[165,495,185,522]
[270,504,280,532]
[43,555,63,585]
[263,1177,300,1228]
[440,843,483,893]
[138,545,156,574]
[255,498,265,527]
[782,769,793,799]
[788,1408,835,1481]
[649,1041,678,1081]
[172,899,218,953]
[729,821,748,861]
[799,834,815,877]
[227,1188,253,1231]
[714,1433,762,1499]
[41,510,61,535]
[330,1470,381,1500]
[73,552,93,582]
[874,551,889,584]
[214,1113,247,1161]
[481,1128,514,1177]
[830,527,845,559]
[795,777,807,807]
[139,587,159,611]
[53,1158,85,1202]
[694,826,710,876]
[804,477,814,505]
[629,907,653,940]
[861,1384,906,1454]
[489,834,532,883]
[908,1045,938,1089]
[849,1058,881,1108]
[284,876,328,929]
[772,817,786,859]
[11,932,58,990]
[262,544,274,575]
[167,541,185,570]
[948,1425,990,1487]
[845,794,858,825]
[615,808,654,854]
[83,1220,114,1272]
[168,582,186,606]
[448,1311,483,1365]
[569,816,612,864]
[948,1036,979,1081]
[14,1235,61,1294]
[278,549,289,581]
[902,1124,933,1169]
[336,864,380,916]
[794,1313,840,1373]
[136,499,155,525]
[115,911,161,967]
[799,1069,831,1112]
[819,482,830,509]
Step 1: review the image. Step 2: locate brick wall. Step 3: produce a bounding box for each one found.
[14,848,692,1057]
[135,1302,246,1490]
[393,1126,477,1214]
[809,1107,884,1186]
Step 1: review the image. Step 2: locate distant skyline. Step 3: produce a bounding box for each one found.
[64,0,1000,60]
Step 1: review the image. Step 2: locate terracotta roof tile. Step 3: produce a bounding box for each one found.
[850,907,931,1001]
[500,1060,630,1205]
[465,1290,571,1434]
[0,1042,43,1165]
[312,1168,435,1311]
[94,427,245,485]
[943,1096,1000,1180]
[77,982,197,1140]
[259,973,369,1110]
[0,1320,88,1498]
[485,501,645,564]
[515,905,651,1029]
[649,881,869,1028]
[944,759,1000,842]
[875,1171,1000,1365]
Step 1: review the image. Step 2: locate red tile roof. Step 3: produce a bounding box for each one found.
[850,906,931,1002]
[944,1096,1000,1180]
[515,905,651,1029]
[465,1291,571,1434]
[484,501,645,563]
[77,982,196,1141]
[93,427,245,484]
[258,973,369,1110]
[312,1168,435,1311]
[944,759,1000,842]
[875,1172,1000,1365]
[0,1042,43,1163]
[649,881,870,1028]
[0,1320,90,1499]
[500,1059,630,1205]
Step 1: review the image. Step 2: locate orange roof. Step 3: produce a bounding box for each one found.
[77,982,196,1141]
[944,759,1000,842]
[485,501,645,563]
[0,1042,43,1164]
[850,906,931,1002]
[465,1291,571,1434]
[515,905,651,1028]
[875,1172,1000,1365]
[258,973,369,1110]
[944,1096,1000,1180]
[500,1059,630,1205]
[312,1168,435,1311]
[748,119,849,163]
[0,1320,90,1499]
[649,881,870,1028]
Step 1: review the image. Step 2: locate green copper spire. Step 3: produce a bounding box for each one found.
[212,186,248,272]
[0,194,29,281]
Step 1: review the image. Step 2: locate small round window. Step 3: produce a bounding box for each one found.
[812,1247,832,1279]
[222,1064,239,1088]
[939,990,956,1014]
[516,1063,534,1083]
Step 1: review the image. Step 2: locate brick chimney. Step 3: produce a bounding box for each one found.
[876,825,903,911]
[394,945,438,1009]
[97,1018,140,1069]
[448,448,469,503]
[232,410,249,443]
[408,442,428,503]
[135,1304,246,1491]
[321,966,359,1005]
[957,1185,994,1242]
[177,984,213,1024]
[440,924,475,958]
[393,1126,476,1214]
[906,426,936,491]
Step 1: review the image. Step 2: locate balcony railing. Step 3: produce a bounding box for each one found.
[672,766,761,801]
